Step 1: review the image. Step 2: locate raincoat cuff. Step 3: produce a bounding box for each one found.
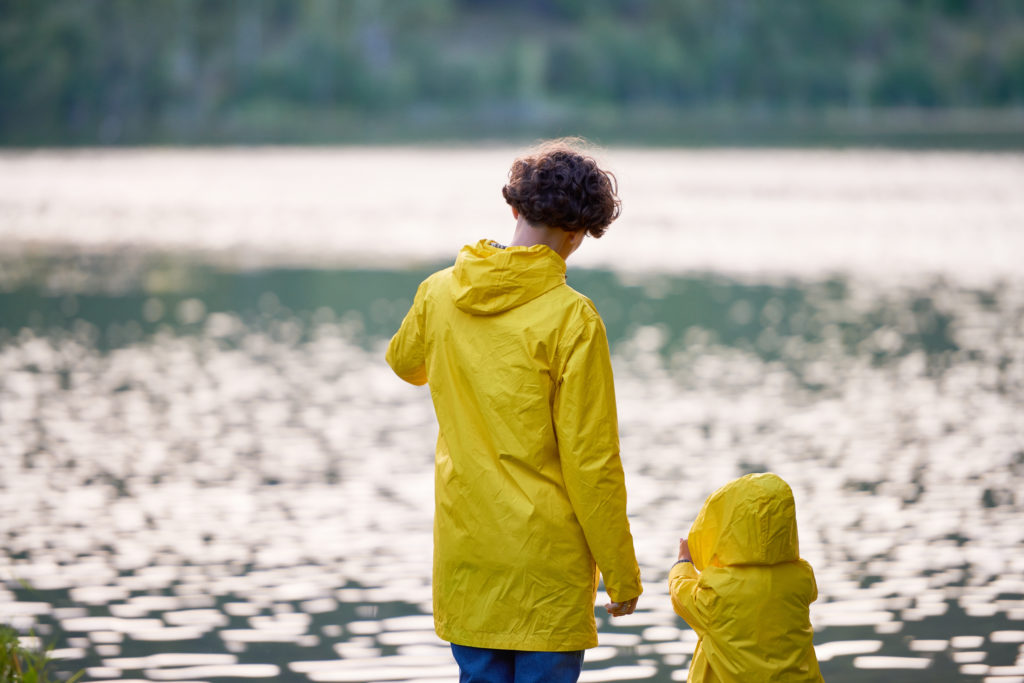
[669,559,699,582]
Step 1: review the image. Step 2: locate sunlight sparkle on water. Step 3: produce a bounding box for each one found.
[1,149,1023,682]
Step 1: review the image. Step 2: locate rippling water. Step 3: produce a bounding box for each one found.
[1,149,1023,683]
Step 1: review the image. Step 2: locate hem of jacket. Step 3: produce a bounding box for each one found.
[437,624,598,652]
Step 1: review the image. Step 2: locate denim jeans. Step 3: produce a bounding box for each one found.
[450,643,585,683]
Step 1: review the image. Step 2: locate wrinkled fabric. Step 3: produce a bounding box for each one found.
[668,473,823,682]
[387,238,642,651]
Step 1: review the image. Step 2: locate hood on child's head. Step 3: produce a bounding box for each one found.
[688,472,800,571]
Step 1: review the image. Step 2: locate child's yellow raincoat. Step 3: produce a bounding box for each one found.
[387,239,642,651]
[669,473,823,682]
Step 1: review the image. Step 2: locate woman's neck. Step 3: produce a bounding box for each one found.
[508,215,580,260]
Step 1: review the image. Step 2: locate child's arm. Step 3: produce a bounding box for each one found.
[386,280,429,385]
[668,539,713,637]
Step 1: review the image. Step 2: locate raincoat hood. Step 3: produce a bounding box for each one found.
[452,239,567,315]
[688,472,799,570]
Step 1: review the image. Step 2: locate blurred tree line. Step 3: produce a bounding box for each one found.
[1,0,1023,145]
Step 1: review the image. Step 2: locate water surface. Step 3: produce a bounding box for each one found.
[1,149,1023,683]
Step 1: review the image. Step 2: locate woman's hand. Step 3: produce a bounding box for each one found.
[605,596,639,617]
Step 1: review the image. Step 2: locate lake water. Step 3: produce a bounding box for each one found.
[1,148,1023,683]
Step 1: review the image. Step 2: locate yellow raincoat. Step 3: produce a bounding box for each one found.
[669,473,823,682]
[387,239,642,651]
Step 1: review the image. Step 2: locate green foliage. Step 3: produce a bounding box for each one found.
[0,0,1022,144]
[0,626,82,683]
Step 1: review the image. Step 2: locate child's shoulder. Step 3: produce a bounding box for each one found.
[700,562,816,603]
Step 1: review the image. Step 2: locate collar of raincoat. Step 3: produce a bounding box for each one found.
[452,238,568,315]
[688,472,800,570]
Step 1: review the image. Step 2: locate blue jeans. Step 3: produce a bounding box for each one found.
[450,643,585,683]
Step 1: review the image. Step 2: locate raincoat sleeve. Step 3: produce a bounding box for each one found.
[801,559,819,603]
[553,314,643,603]
[386,280,428,386]
[668,561,714,637]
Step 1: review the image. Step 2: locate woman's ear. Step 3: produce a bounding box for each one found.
[561,229,586,259]
[511,207,519,219]
[569,229,585,250]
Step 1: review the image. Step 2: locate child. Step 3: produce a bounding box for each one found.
[669,472,823,682]
[387,138,642,683]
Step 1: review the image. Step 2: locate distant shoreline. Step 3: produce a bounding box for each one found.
[3,107,1024,150]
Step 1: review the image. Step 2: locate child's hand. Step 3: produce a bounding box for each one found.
[678,537,691,561]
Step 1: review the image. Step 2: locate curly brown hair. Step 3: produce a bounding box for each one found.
[501,138,621,238]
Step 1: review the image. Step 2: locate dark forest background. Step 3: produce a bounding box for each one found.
[2,0,1023,146]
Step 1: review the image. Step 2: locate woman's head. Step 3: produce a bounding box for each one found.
[502,138,621,238]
